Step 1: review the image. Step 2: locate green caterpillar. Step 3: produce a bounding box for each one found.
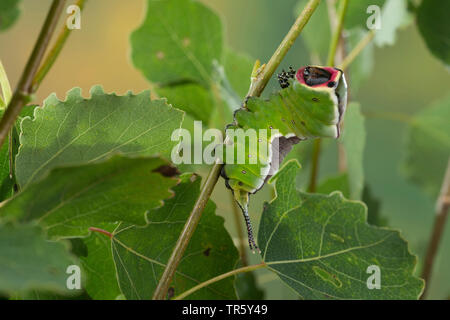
[219,66,348,252]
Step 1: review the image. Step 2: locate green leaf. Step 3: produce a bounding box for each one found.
[157,84,214,123]
[223,48,254,99]
[341,103,366,200]
[130,0,223,86]
[0,156,179,239]
[0,0,21,31]
[79,223,121,300]
[259,160,424,299]
[362,185,388,227]
[0,223,76,295]
[15,86,183,188]
[403,93,450,198]
[156,48,252,125]
[235,271,265,300]
[0,105,38,201]
[417,0,450,66]
[317,173,350,199]
[112,174,238,300]
[317,178,388,227]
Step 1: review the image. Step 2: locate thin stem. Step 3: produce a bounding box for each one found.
[420,159,450,299]
[152,0,322,300]
[308,0,348,193]
[0,0,66,151]
[326,0,348,66]
[174,263,266,300]
[32,0,88,92]
[89,226,113,239]
[338,30,375,70]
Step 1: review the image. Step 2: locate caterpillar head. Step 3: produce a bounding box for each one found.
[295,66,347,138]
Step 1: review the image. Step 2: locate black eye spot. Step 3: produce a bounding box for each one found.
[238,181,243,186]
[327,81,336,88]
[312,97,319,102]
[203,248,211,256]
[301,121,306,126]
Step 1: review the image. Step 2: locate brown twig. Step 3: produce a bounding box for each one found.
[420,159,450,299]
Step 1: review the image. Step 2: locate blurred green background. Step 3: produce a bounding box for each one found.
[0,0,448,299]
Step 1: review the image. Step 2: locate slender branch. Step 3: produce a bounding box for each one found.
[174,263,266,300]
[308,0,348,193]
[420,159,450,299]
[152,0,322,300]
[338,30,375,71]
[0,0,66,150]
[32,0,87,92]
[326,0,348,66]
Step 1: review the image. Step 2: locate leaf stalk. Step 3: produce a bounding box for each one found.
[420,159,450,299]
[174,263,266,300]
